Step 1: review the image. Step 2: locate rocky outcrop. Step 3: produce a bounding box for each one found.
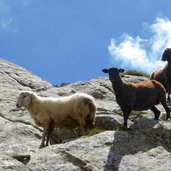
[0,58,171,171]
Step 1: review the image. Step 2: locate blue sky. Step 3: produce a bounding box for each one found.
[1,0,171,84]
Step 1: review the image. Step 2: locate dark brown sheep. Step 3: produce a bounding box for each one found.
[102,67,170,129]
[150,48,171,102]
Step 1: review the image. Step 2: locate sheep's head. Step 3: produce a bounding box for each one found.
[162,48,171,62]
[16,91,32,108]
[102,67,124,81]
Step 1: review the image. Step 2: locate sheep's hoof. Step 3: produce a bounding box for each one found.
[154,115,160,120]
[167,99,171,103]
[126,127,134,131]
[118,125,128,131]
[39,144,45,149]
[166,117,171,121]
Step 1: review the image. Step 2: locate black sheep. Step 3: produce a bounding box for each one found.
[151,48,171,102]
[102,67,170,129]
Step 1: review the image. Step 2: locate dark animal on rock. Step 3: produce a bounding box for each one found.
[102,67,170,129]
[151,48,171,102]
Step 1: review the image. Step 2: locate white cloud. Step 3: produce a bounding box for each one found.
[0,0,10,14]
[0,0,32,31]
[108,17,171,74]
[0,0,12,31]
[0,17,13,30]
[21,0,31,7]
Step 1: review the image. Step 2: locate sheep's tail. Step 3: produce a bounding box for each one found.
[84,98,96,128]
[151,80,166,93]
[151,80,167,104]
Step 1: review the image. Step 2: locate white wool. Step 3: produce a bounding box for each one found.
[16,91,96,148]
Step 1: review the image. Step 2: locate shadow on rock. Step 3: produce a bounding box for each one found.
[49,114,124,145]
[104,117,171,171]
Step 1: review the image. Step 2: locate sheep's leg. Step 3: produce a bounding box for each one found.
[160,100,170,120]
[39,127,48,149]
[45,121,54,146]
[166,82,171,102]
[166,88,170,102]
[123,115,128,129]
[167,92,171,102]
[79,119,86,136]
[150,106,160,120]
[80,125,86,136]
[122,109,131,129]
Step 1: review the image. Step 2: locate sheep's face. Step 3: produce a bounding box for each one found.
[16,92,31,108]
[102,67,124,81]
[162,48,171,62]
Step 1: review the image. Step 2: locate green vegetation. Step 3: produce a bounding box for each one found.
[53,84,59,87]
[122,70,150,78]
[87,127,106,136]
[53,82,70,87]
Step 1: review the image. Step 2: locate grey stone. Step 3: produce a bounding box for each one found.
[0,58,171,171]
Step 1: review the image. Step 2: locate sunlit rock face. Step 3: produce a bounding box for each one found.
[0,58,171,171]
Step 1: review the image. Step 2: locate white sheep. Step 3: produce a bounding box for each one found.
[16,91,96,148]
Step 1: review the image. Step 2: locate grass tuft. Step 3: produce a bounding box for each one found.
[122,70,150,78]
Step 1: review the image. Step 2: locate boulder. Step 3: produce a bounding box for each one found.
[0,58,171,171]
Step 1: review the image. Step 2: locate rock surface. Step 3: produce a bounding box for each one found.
[0,58,171,171]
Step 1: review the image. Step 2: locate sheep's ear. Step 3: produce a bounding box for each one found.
[119,69,124,73]
[102,69,109,73]
[23,94,31,106]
